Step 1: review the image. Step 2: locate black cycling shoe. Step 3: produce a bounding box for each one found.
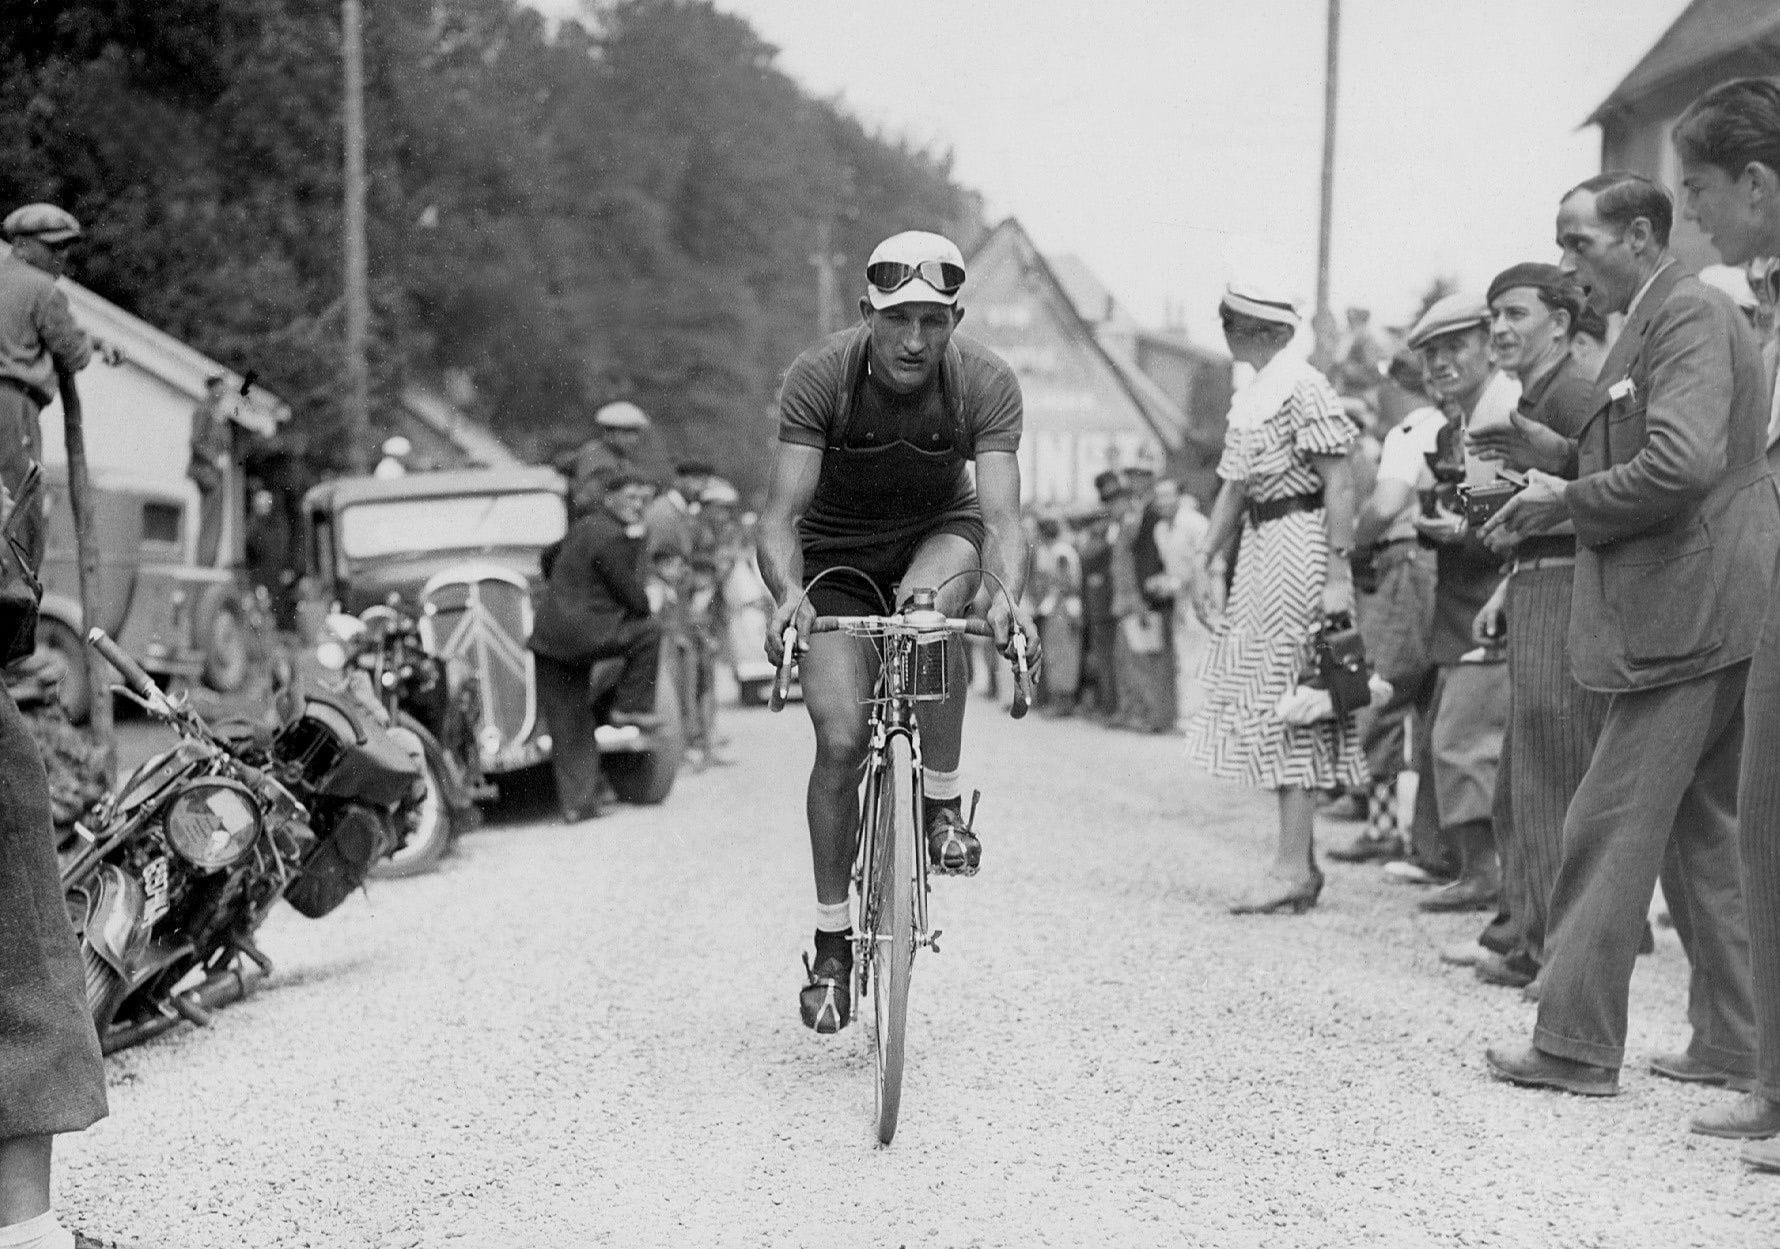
[799,945,852,1033]
[926,804,981,876]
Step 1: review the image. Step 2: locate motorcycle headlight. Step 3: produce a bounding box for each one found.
[315,639,348,671]
[163,780,262,871]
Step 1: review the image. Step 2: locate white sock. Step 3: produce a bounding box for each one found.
[815,900,852,933]
[0,1212,74,1249]
[923,767,961,801]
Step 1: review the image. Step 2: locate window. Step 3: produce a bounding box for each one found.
[337,491,566,560]
[141,501,183,546]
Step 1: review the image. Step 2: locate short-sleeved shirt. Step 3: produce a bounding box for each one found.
[777,329,1021,553]
[1373,406,1446,543]
[1215,368,1356,503]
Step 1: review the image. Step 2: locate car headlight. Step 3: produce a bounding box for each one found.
[163,780,262,871]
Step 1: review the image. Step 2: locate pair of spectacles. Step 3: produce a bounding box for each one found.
[866,259,966,296]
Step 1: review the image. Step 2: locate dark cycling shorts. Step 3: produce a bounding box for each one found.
[801,515,985,617]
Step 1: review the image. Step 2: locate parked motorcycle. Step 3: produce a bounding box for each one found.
[313,601,481,877]
[61,628,417,1053]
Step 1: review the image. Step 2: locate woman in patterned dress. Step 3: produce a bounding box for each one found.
[1186,284,1368,914]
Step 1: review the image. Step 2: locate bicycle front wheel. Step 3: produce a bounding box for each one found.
[870,730,918,1145]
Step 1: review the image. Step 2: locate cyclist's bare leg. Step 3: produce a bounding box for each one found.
[800,628,878,905]
[901,533,981,774]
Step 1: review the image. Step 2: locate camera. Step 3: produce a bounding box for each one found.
[1458,470,1526,529]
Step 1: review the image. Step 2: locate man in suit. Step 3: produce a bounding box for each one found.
[528,472,664,823]
[1481,172,1779,1097]
[1672,77,1780,1161]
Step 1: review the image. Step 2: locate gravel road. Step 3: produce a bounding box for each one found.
[56,692,1780,1248]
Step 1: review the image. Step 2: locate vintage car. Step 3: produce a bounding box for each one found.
[298,468,683,804]
[35,281,288,721]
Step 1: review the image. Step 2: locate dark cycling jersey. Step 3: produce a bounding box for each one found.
[777,326,1022,559]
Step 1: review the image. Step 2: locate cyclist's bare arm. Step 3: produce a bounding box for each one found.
[759,441,822,663]
[975,450,1037,651]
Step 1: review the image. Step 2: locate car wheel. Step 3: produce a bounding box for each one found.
[203,604,250,693]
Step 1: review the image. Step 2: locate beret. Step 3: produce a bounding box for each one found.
[1487,262,1581,314]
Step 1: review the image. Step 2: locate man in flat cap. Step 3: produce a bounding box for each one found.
[1385,295,1516,922]
[1482,172,1776,1098]
[0,203,109,1249]
[558,400,651,518]
[0,204,92,569]
[1462,264,1609,993]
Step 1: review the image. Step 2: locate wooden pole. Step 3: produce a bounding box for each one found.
[58,369,114,772]
[1311,0,1341,367]
[342,0,371,473]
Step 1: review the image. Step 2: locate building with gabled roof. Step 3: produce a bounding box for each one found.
[965,218,1230,509]
[1589,0,1780,269]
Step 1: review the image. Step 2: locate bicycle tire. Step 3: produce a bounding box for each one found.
[871,731,917,1145]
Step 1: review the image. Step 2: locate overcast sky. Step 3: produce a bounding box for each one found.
[530,0,1693,341]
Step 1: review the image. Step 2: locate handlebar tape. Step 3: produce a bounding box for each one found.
[768,627,797,713]
[1009,634,1032,720]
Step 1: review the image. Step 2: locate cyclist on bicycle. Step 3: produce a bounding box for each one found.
[759,229,1038,1032]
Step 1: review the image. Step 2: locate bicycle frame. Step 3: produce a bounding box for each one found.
[853,627,937,969]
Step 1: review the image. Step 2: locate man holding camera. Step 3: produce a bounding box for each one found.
[1464,264,1610,992]
[1483,173,1776,1098]
[1388,295,1516,917]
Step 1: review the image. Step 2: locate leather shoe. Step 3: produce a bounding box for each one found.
[1485,1043,1619,1097]
[1742,1136,1780,1172]
[1475,950,1537,989]
[1691,1093,1780,1140]
[1650,1051,1754,1092]
[1418,877,1501,913]
[1382,858,1453,886]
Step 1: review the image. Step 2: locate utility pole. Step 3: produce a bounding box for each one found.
[810,220,844,337]
[342,0,371,472]
[1312,0,1340,367]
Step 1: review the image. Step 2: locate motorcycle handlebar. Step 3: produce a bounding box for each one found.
[87,628,160,705]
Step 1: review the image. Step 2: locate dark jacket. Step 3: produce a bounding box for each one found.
[1566,263,1780,692]
[528,507,652,662]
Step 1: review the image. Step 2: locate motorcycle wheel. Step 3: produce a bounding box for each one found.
[81,941,127,1034]
[369,717,453,880]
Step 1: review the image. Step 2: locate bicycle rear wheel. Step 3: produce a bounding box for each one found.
[870,731,917,1145]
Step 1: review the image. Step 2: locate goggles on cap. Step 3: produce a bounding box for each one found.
[865,258,966,297]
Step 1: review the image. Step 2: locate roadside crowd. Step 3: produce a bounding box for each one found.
[534,401,754,820]
[1178,78,1780,1179]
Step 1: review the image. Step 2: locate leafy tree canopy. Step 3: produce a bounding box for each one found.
[0,0,979,494]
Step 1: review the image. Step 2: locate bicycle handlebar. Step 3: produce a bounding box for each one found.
[768,614,1032,717]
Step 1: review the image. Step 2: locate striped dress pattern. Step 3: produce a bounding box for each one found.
[1186,371,1369,792]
